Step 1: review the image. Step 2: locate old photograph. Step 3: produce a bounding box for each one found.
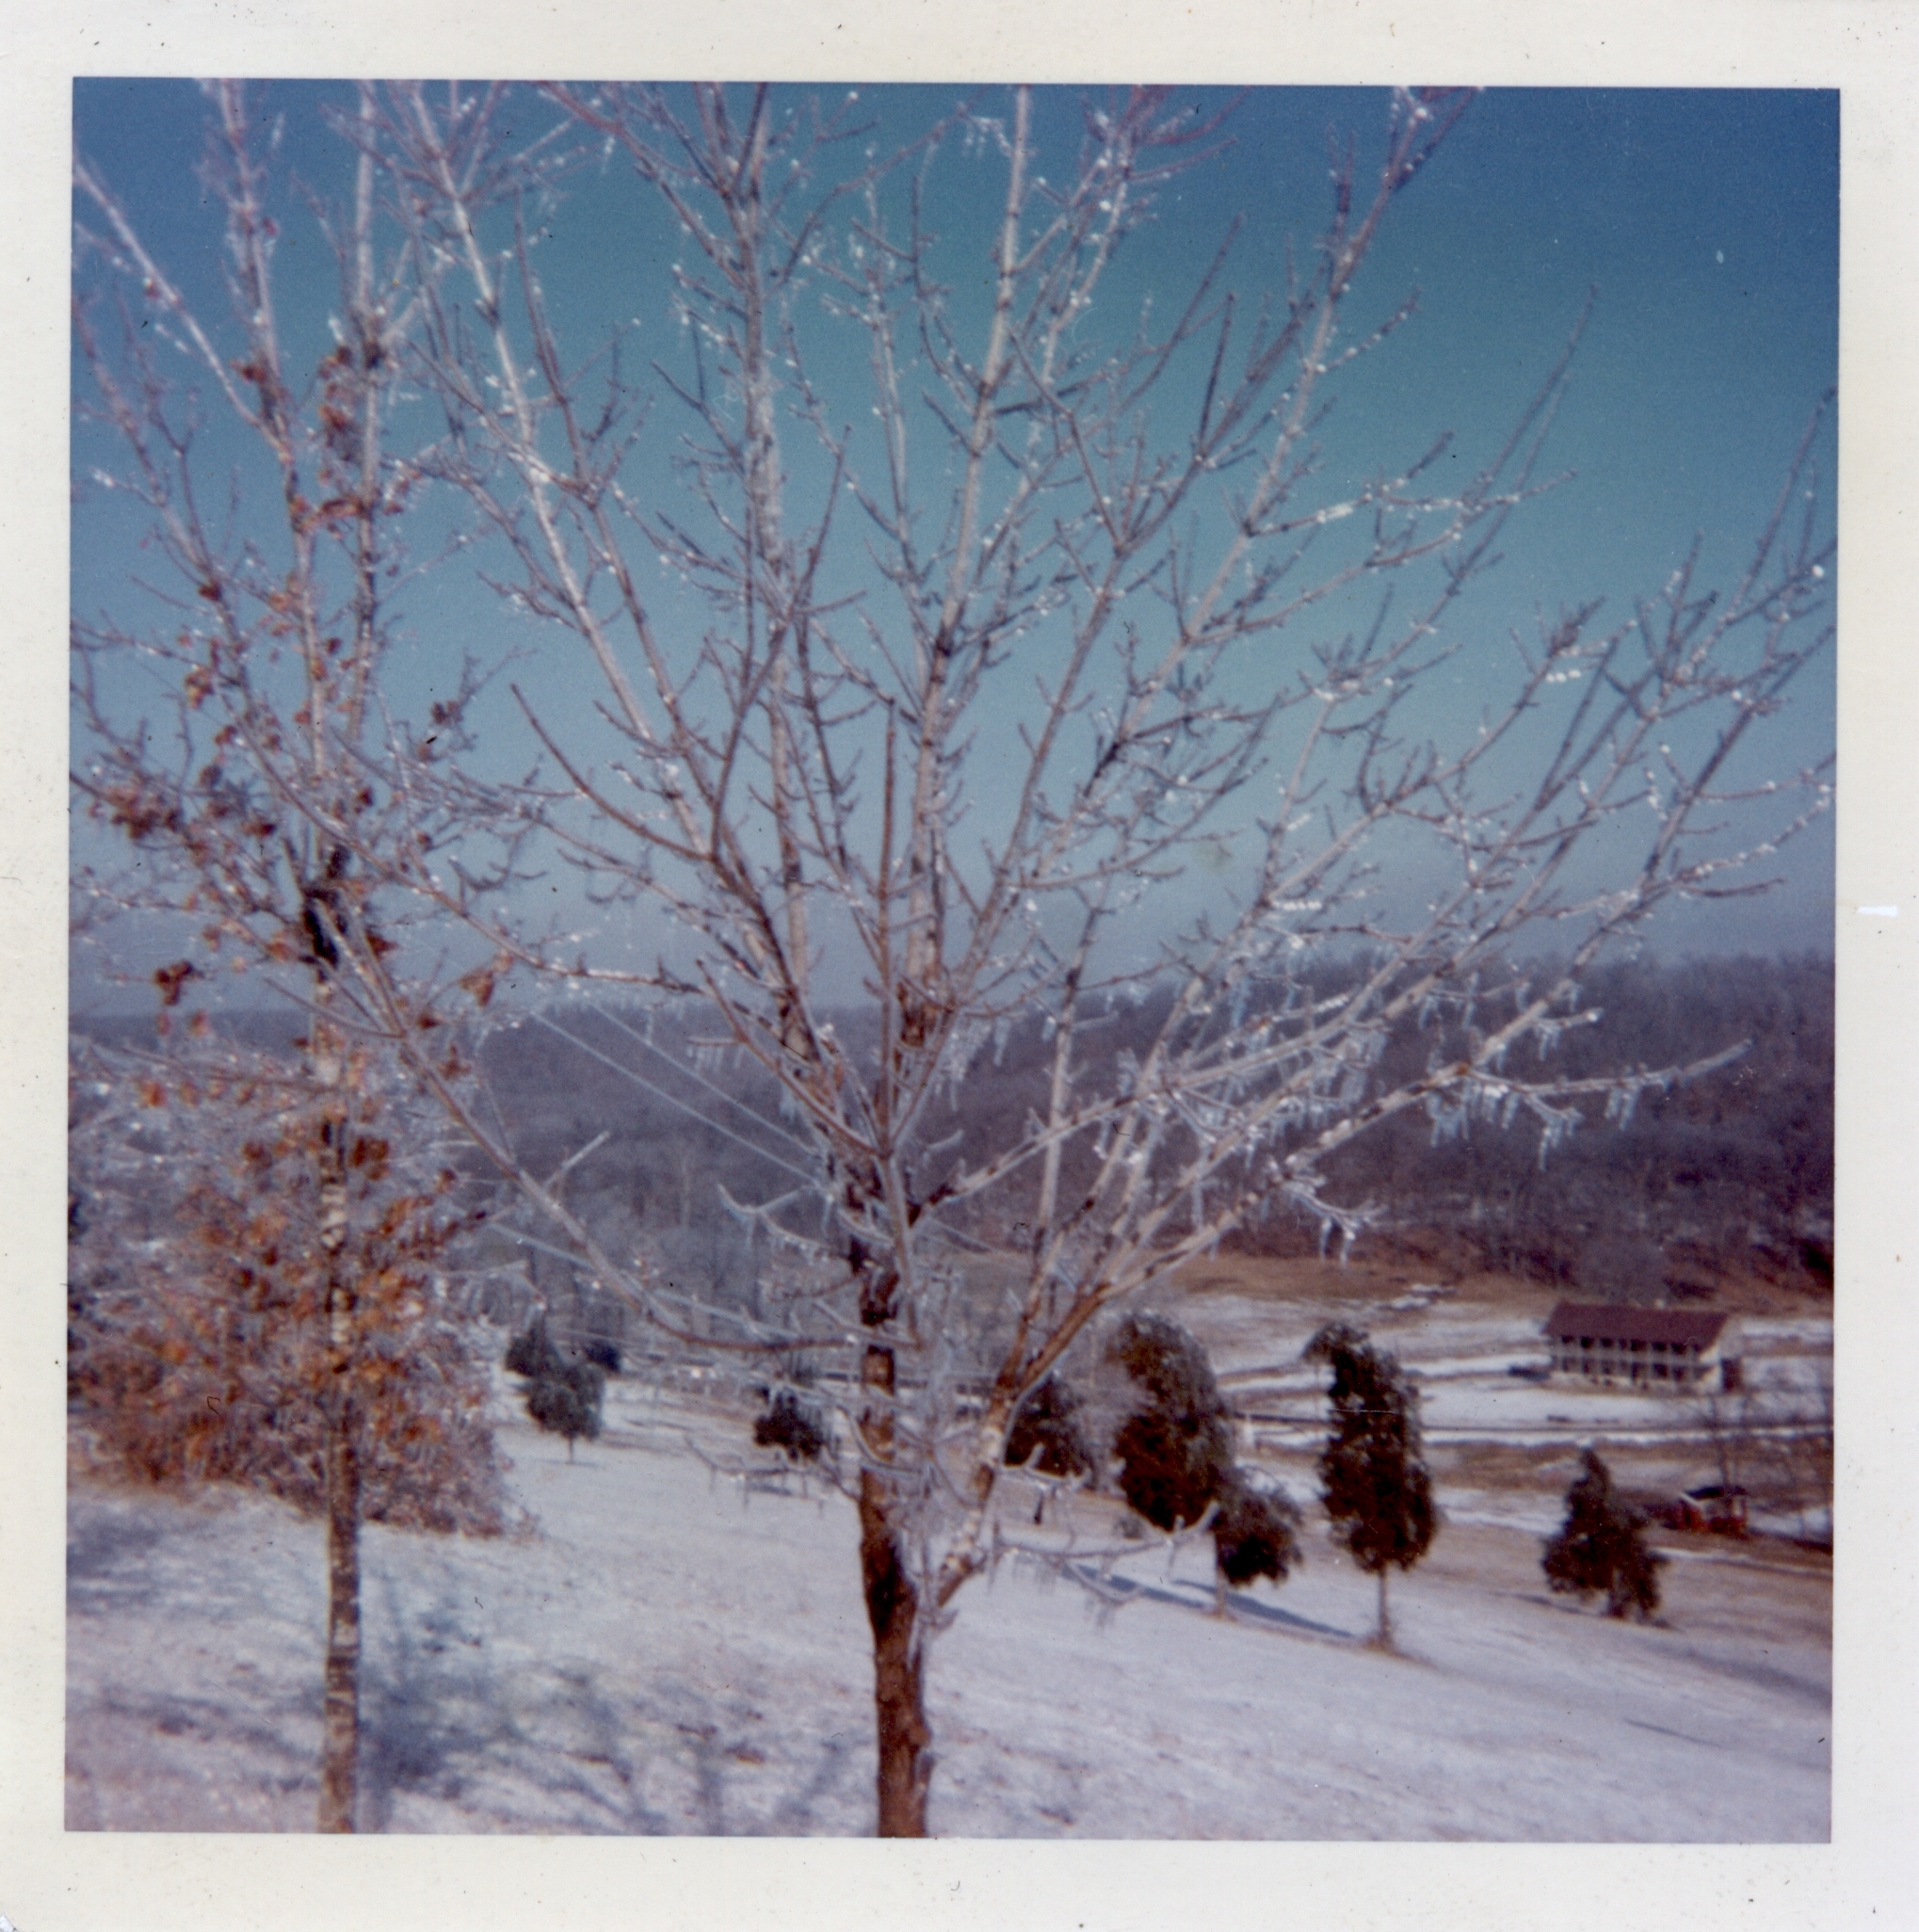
[66,77,1836,1849]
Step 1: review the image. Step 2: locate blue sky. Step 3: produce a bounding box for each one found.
[72,83,1839,998]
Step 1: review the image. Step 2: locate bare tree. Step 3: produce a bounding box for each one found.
[363,81,1832,1834]
[1765,1374,1835,1545]
[1695,1388,1758,1499]
[78,83,1835,1838]
[70,83,529,1830]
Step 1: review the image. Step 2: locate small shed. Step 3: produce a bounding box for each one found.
[1542,1302,1744,1393]
[1669,1483,1750,1535]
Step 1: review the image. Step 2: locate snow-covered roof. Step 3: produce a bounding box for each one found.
[1542,1302,1733,1348]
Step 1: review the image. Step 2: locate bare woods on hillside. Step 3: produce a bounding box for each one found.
[473,949,1834,1319]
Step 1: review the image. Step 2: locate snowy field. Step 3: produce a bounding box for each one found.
[1174,1279,1833,1538]
[67,1358,1831,1840]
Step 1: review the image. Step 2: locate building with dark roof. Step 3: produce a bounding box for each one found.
[1542,1302,1745,1393]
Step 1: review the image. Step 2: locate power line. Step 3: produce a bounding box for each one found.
[528,1010,820,1186]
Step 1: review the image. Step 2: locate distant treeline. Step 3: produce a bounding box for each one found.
[74,951,1832,1317]
[1307,952,1832,1295]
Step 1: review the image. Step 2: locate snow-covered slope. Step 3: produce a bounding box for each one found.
[66,1376,1830,1839]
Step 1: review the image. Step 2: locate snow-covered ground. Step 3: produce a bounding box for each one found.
[67,1365,1831,1840]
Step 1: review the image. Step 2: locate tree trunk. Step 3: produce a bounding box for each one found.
[317,1396,362,1832]
[1376,1565,1392,1650]
[856,1330,932,1837]
[859,1466,932,1837]
[314,1006,360,1835]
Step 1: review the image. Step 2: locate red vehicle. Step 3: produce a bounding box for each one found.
[1667,1483,1750,1536]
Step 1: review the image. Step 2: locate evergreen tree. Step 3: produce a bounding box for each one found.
[1110,1315,1300,1607]
[1108,1315,1235,1533]
[505,1313,560,1380]
[754,1387,830,1464]
[581,1336,622,1376]
[507,1317,605,1460]
[524,1360,605,1459]
[1210,1471,1302,1608]
[1542,1448,1665,1619]
[1003,1374,1094,1480]
[1304,1323,1437,1648]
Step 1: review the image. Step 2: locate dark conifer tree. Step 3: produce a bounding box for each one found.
[523,1359,605,1460]
[1210,1471,1302,1609]
[1542,1447,1665,1619]
[581,1336,622,1375]
[1110,1315,1300,1607]
[1003,1374,1094,1480]
[1304,1323,1437,1648]
[754,1387,830,1464]
[1108,1315,1235,1533]
[507,1317,605,1460]
[505,1313,559,1380]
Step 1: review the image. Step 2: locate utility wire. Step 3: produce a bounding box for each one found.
[528,1010,819,1186]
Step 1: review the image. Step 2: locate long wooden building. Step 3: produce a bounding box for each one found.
[1542,1302,1745,1392]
